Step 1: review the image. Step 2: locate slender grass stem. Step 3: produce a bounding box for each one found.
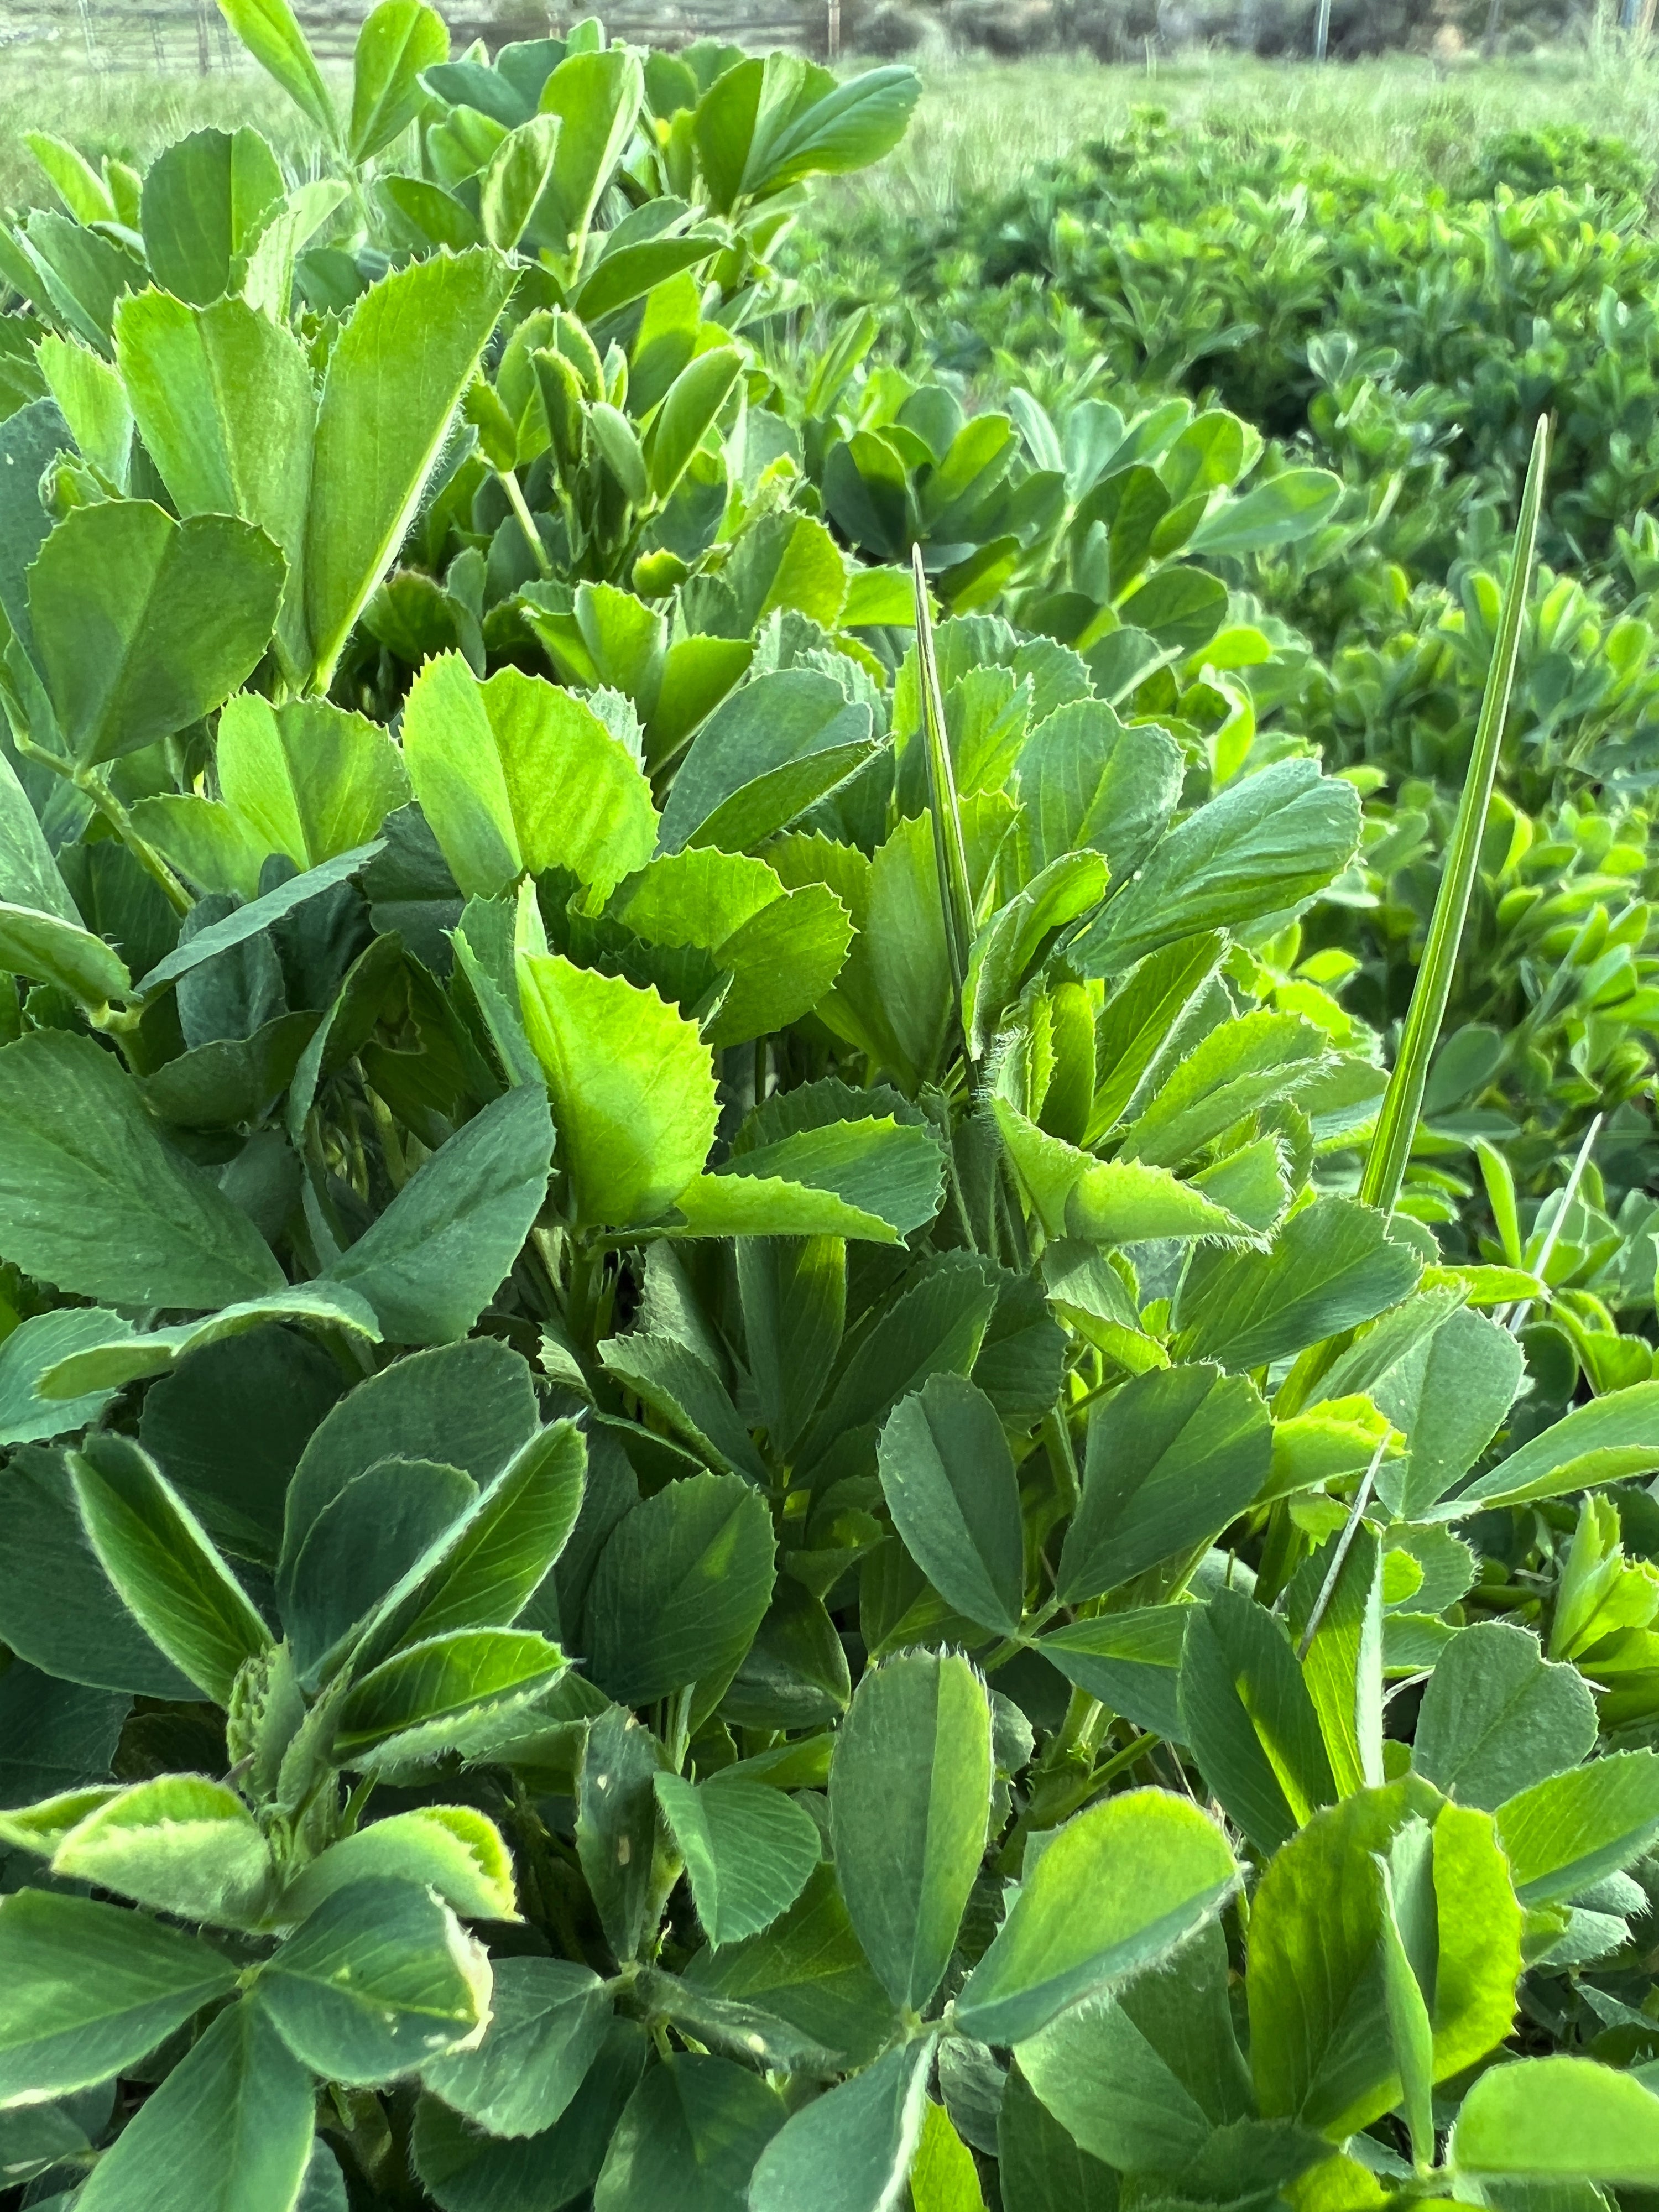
[1359,414,1550,1220]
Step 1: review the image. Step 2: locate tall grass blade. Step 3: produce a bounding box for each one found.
[1359,414,1550,1218]
[912,544,978,1055]
[1497,1109,1602,1334]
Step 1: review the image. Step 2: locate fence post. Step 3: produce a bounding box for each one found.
[1312,0,1332,57]
[827,0,841,58]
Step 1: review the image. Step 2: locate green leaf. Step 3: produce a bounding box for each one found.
[1451,2057,1659,2184]
[1084,929,1224,1141]
[403,654,656,900]
[36,1284,380,1400]
[589,401,650,504]
[648,347,744,503]
[138,126,286,305]
[535,48,644,257]
[994,1102,1256,1248]
[610,847,852,1047]
[1119,1010,1330,1169]
[1057,1363,1270,1604]
[698,58,920,208]
[1360,416,1547,1216]
[423,1955,610,2138]
[265,1465,436,1665]
[25,132,115,223]
[0,1307,133,1444]
[304,249,512,690]
[372,1417,587,1655]
[748,2034,936,2212]
[1370,1303,1524,1517]
[258,1879,490,2083]
[1185,466,1342,554]
[1178,1585,1335,1854]
[877,1374,1024,1639]
[1040,1605,1188,1738]
[0,2094,97,2192]
[963,851,1108,1060]
[0,901,131,1008]
[1173,1197,1421,1373]
[0,1888,237,2103]
[737,1234,844,1464]
[723,1577,851,1730]
[594,2051,787,2212]
[37,335,131,487]
[577,1704,664,1964]
[413,2019,646,2212]
[1447,1383,1659,1514]
[583,1470,775,1708]
[797,1253,1000,1479]
[675,1120,942,1244]
[0,749,75,922]
[1377,1820,1436,2171]
[350,0,447,160]
[325,1082,552,1344]
[1495,1750,1659,1903]
[1011,696,1183,883]
[904,2103,986,2212]
[1247,1784,1521,2136]
[128,1320,320,1549]
[53,1775,275,1928]
[0,1447,196,1698]
[114,289,315,686]
[280,1337,539,1585]
[216,691,411,873]
[332,1628,567,1763]
[75,1996,317,2212]
[1073,758,1360,978]
[1291,1523,1384,1798]
[216,0,337,135]
[954,1787,1239,2046]
[281,1805,517,1927]
[518,952,717,1229]
[654,1772,821,1948]
[658,670,874,855]
[828,1650,990,2015]
[480,115,562,252]
[683,1861,894,2068]
[28,500,283,765]
[0,1669,127,1812]
[69,1432,273,1704]
[598,1333,769,1484]
[133,839,382,999]
[997,2062,1117,2212]
[1411,1621,1598,1812]
[1014,1918,1252,2172]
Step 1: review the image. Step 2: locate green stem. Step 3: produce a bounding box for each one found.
[500,467,553,578]
[1041,1684,1102,1774]
[911,545,977,1047]
[1041,1405,1081,1515]
[1359,413,1549,1219]
[1088,1729,1164,1792]
[13,731,191,915]
[564,1234,606,1367]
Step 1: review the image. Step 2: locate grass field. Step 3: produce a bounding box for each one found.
[8,33,1659,216]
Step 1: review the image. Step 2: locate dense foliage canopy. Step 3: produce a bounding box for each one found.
[0,10,1656,2211]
